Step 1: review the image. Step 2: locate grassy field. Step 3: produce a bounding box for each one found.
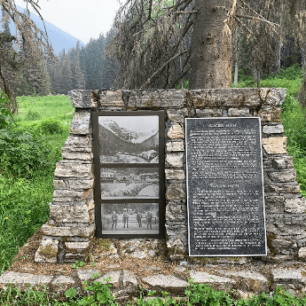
[0,95,74,274]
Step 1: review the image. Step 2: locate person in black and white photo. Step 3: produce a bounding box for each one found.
[111,211,118,230]
[136,211,142,228]
[146,210,153,229]
[123,211,129,228]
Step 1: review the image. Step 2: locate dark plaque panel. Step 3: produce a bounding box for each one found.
[186,118,267,256]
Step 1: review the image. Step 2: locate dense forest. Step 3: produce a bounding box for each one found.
[13,28,120,96]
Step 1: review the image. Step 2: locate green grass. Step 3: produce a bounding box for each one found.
[236,65,306,197]
[0,95,73,274]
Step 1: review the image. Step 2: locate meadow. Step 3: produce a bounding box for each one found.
[0,67,306,304]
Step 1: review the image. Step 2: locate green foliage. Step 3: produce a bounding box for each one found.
[0,126,51,178]
[26,109,41,120]
[237,65,306,198]
[0,91,14,129]
[0,95,72,274]
[35,118,64,135]
[185,279,233,306]
[72,260,86,269]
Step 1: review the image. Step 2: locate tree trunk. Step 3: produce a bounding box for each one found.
[234,62,238,87]
[189,0,236,89]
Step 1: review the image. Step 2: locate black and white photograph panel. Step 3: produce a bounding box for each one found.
[101,168,159,199]
[98,116,159,163]
[101,203,159,234]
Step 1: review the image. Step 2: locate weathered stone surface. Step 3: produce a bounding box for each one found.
[265,196,285,213]
[167,125,184,140]
[298,247,306,260]
[218,270,268,293]
[62,149,93,161]
[70,111,91,135]
[64,242,90,251]
[142,274,188,293]
[266,214,306,236]
[119,239,159,258]
[123,270,138,292]
[166,153,184,168]
[165,169,185,180]
[272,269,305,283]
[265,182,301,194]
[271,156,294,170]
[284,197,306,214]
[189,271,235,290]
[99,90,124,108]
[257,108,282,122]
[190,88,262,108]
[54,162,93,179]
[166,182,185,200]
[35,238,58,263]
[96,243,119,259]
[0,272,53,290]
[77,269,100,283]
[166,141,184,152]
[128,90,186,108]
[167,109,188,123]
[51,276,76,291]
[41,223,95,237]
[268,170,296,183]
[96,271,121,288]
[262,137,287,154]
[166,204,186,221]
[263,125,284,134]
[69,90,98,109]
[54,179,94,190]
[260,88,286,107]
[53,188,93,201]
[228,108,250,117]
[64,135,92,148]
[175,266,186,273]
[196,109,223,117]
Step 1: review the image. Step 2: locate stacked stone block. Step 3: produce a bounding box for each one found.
[36,87,306,264]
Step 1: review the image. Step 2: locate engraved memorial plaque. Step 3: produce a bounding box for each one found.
[186,118,267,256]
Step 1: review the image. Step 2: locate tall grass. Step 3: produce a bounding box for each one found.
[236,65,306,197]
[0,95,73,274]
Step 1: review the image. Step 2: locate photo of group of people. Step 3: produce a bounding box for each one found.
[101,203,159,234]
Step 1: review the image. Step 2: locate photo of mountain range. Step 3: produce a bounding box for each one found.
[99,116,159,163]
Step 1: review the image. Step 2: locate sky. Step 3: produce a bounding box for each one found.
[14,0,121,44]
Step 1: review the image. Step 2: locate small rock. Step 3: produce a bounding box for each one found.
[51,276,76,291]
[123,270,138,292]
[189,271,235,290]
[0,272,53,291]
[142,274,189,294]
[175,266,186,273]
[35,238,58,263]
[96,271,121,288]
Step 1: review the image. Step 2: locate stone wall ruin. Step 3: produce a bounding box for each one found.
[35,88,306,266]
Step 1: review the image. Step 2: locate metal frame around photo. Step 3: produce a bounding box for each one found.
[92,110,165,239]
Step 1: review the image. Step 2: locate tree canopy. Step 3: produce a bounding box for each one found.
[110,0,306,90]
[0,0,53,112]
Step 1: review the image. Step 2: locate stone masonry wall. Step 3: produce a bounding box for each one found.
[35,88,306,265]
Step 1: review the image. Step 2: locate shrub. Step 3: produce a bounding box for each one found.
[0,126,51,178]
[36,118,64,135]
[26,109,41,120]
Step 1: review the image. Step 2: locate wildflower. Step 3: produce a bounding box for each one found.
[5,217,8,220]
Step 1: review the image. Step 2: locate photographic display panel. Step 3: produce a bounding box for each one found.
[93,111,165,238]
[101,168,159,200]
[99,116,159,164]
[101,203,159,234]
[186,117,267,256]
